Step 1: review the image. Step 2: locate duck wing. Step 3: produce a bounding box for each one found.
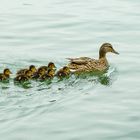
[68,58,108,72]
[67,57,92,64]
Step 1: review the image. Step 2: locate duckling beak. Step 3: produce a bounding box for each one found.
[53,66,57,71]
[112,49,119,55]
[34,68,37,72]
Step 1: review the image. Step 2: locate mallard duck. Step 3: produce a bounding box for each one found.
[14,70,32,82]
[32,67,46,79]
[56,66,71,78]
[16,65,37,75]
[40,69,55,80]
[67,43,119,73]
[0,68,12,81]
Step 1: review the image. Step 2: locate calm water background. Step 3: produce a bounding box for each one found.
[0,0,140,140]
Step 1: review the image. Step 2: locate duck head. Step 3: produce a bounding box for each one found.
[29,65,37,73]
[4,68,12,77]
[99,43,119,59]
[48,62,56,70]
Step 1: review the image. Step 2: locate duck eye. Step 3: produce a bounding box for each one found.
[107,44,112,48]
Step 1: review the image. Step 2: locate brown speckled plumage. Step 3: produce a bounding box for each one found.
[67,43,119,73]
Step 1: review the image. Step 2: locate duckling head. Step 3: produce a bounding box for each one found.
[38,68,46,76]
[4,68,12,77]
[99,43,119,59]
[29,65,37,73]
[63,66,70,74]
[48,62,56,70]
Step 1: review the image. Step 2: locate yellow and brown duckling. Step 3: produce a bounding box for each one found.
[56,66,71,78]
[40,69,55,80]
[32,67,46,79]
[16,65,37,75]
[39,62,56,72]
[47,62,56,70]
[14,70,32,82]
[0,68,12,81]
[67,43,119,73]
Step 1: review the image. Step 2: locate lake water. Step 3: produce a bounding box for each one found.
[0,0,140,140]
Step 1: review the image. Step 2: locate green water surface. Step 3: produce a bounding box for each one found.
[0,0,140,140]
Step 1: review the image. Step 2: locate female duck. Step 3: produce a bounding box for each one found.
[67,43,119,73]
[0,68,12,81]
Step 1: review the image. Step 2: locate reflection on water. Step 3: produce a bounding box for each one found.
[0,0,140,140]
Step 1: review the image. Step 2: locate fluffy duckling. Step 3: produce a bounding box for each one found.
[56,66,71,78]
[32,67,46,79]
[14,70,32,82]
[40,69,55,80]
[0,68,12,81]
[47,62,56,70]
[67,43,119,73]
[16,65,37,75]
[38,62,56,71]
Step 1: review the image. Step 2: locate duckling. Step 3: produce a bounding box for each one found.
[56,66,71,78]
[14,70,32,82]
[0,68,12,81]
[16,65,37,75]
[47,62,56,70]
[40,69,55,80]
[32,67,46,79]
[38,62,56,71]
[67,43,119,73]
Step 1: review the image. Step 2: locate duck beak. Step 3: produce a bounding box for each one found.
[112,49,119,55]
